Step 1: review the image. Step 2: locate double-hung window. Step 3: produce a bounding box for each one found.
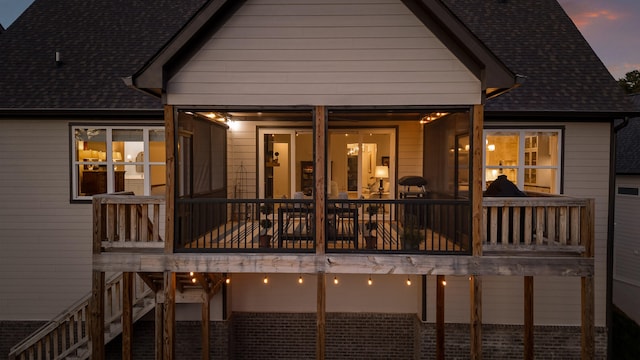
[484,129,562,194]
[71,125,166,200]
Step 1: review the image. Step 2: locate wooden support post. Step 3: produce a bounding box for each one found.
[122,272,134,360]
[91,196,105,360]
[165,105,175,254]
[90,271,105,360]
[472,104,484,257]
[436,275,445,360]
[581,277,594,360]
[155,292,164,360]
[524,276,534,360]
[470,275,482,360]
[317,273,326,360]
[470,104,484,360]
[314,105,326,255]
[202,297,210,360]
[315,106,327,359]
[581,199,594,360]
[163,272,176,360]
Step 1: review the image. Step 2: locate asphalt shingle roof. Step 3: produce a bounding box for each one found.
[616,94,640,174]
[0,0,206,110]
[0,0,634,114]
[443,0,634,113]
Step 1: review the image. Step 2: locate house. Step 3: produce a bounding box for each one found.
[614,94,640,326]
[1,0,637,359]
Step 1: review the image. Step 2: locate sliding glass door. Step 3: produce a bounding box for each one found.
[328,129,395,199]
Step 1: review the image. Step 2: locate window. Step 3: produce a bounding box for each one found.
[72,126,166,200]
[484,129,561,194]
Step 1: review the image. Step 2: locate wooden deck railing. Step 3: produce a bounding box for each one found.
[90,193,593,258]
[175,197,471,254]
[93,194,165,250]
[482,196,594,256]
[8,273,153,360]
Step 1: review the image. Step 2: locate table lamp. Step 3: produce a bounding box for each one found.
[374,165,389,198]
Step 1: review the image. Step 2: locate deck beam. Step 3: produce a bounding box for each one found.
[94,253,594,277]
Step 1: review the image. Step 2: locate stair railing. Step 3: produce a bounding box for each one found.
[9,273,153,360]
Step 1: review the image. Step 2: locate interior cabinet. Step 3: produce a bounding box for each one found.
[81,170,125,195]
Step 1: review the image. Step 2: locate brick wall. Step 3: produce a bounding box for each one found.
[230,312,416,359]
[1,321,47,359]
[419,322,607,360]
[105,321,229,360]
[3,316,606,359]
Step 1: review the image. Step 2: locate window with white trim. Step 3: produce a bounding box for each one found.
[483,129,562,194]
[72,126,166,200]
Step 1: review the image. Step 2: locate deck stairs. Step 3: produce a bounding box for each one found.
[8,273,156,360]
[9,271,226,360]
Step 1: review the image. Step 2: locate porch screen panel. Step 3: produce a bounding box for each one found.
[193,121,212,194]
[210,125,226,191]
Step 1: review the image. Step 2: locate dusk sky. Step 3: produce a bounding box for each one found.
[0,0,639,80]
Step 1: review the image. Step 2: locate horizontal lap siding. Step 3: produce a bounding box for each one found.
[437,122,610,327]
[0,120,92,320]
[613,175,640,324]
[167,0,479,106]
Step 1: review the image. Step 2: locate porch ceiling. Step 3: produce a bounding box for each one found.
[193,109,458,123]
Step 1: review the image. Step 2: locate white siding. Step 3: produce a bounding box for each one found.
[167,0,480,106]
[231,273,418,313]
[0,120,92,320]
[613,175,640,324]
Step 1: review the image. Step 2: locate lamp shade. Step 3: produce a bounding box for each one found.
[374,165,389,179]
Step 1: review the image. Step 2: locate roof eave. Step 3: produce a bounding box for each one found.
[130,0,245,92]
[403,0,518,91]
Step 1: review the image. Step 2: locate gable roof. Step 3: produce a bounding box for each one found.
[442,0,636,116]
[0,0,636,118]
[0,0,206,114]
[128,0,518,98]
[616,94,640,174]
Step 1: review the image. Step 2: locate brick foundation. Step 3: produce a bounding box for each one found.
[419,322,607,360]
[105,321,230,360]
[3,315,606,359]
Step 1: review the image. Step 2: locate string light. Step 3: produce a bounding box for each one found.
[406,277,412,286]
[368,276,373,286]
[298,275,304,284]
[226,277,231,284]
[189,272,194,276]
[191,278,197,284]
[263,275,269,284]
[333,276,339,285]
[442,279,447,286]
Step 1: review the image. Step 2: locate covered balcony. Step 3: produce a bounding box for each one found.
[92,108,593,262]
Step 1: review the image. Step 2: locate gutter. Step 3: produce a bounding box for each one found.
[486,74,527,100]
[122,76,163,99]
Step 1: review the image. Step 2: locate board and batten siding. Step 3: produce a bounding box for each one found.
[0,120,92,320]
[613,174,640,325]
[167,0,480,106]
[426,122,610,327]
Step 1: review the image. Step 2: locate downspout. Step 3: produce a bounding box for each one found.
[607,116,629,360]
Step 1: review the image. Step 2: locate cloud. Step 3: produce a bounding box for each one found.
[559,1,624,27]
